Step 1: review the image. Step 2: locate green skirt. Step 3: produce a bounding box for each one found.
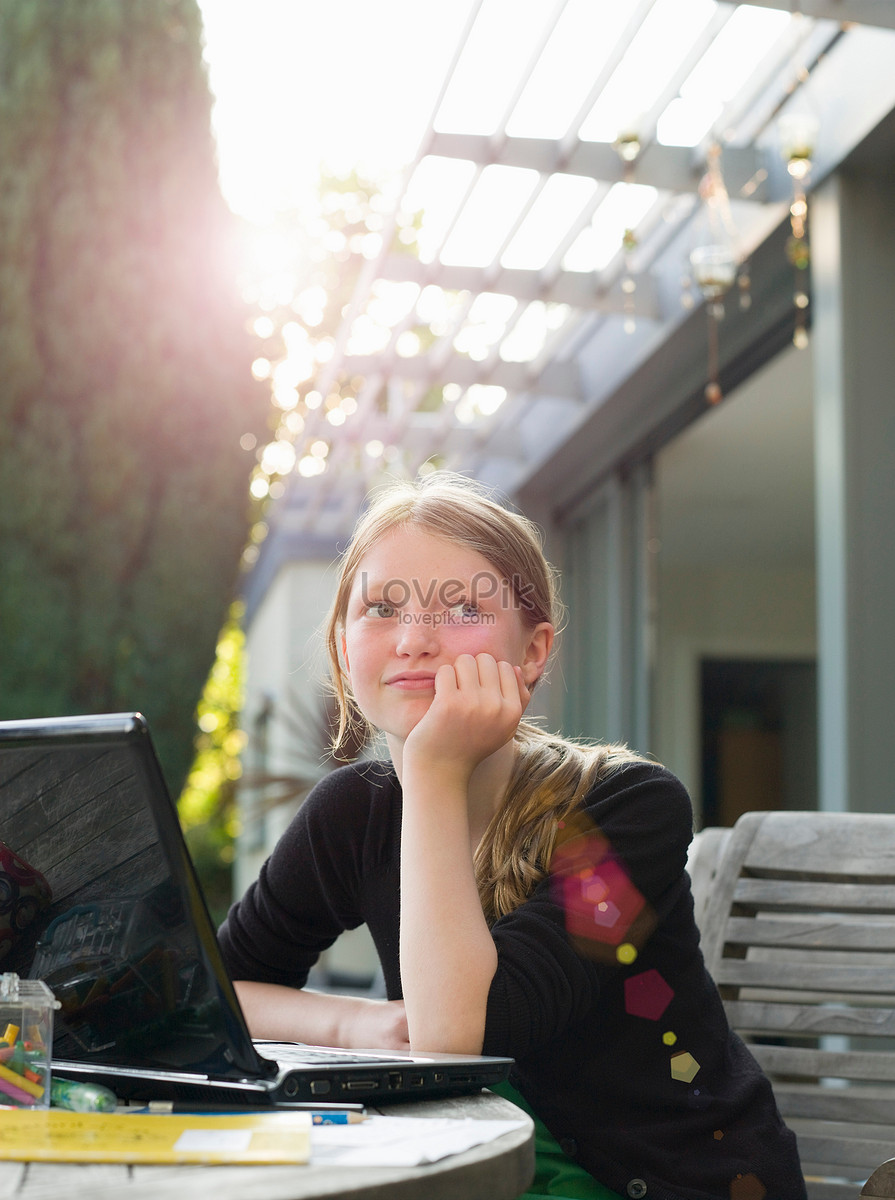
[490,1080,623,1200]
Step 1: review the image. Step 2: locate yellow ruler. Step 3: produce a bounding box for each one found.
[0,1108,311,1164]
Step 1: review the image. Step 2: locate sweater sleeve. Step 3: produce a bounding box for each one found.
[482,761,694,1059]
[217,763,391,986]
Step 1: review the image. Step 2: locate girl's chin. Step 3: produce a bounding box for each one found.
[381,706,434,743]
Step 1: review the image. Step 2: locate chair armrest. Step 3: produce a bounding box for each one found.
[861,1158,895,1196]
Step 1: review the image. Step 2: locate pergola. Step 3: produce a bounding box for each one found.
[252,0,895,558]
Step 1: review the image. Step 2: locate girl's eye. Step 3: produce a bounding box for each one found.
[366,601,397,619]
[448,600,481,622]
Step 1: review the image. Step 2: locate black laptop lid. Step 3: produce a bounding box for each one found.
[0,713,268,1082]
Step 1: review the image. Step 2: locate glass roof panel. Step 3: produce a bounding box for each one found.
[562,181,658,273]
[416,285,471,333]
[656,96,722,146]
[404,156,479,263]
[439,164,541,267]
[578,0,718,142]
[505,0,638,138]
[500,174,599,270]
[453,292,518,360]
[368,279,422,327]
[456,384,508,424]
[500,300,571,363]
[433,0,552,135]
[679,5,792,104]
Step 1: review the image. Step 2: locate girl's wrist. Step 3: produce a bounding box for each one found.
[402,755,473,795]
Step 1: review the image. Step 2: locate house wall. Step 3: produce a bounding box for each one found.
[555,341,818,824]
[238,557,382,985]
[237,558,336,896]
[653,562,816,821]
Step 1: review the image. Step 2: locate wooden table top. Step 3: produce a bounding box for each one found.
[0,1090,535,1200]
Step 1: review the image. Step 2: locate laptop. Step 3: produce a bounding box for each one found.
[0,712,511,1106]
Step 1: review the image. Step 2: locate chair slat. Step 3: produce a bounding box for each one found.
[739,813,895,878]
[724,998,895,1038]
[791,1137,887,1166]
[773,1082,895,1124]
[733,877,895,913]
[789,1117,894,1143]
[714,958,895,994]
[748,1042,895,1082]
[723,915,895,952]
[805,1183,866,1200]
[796,1132,893,1169]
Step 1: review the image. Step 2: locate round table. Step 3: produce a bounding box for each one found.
[0,1090,534,1200]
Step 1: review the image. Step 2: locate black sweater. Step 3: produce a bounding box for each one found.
[218,759,806,1200]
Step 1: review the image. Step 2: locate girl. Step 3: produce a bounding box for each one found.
[219,471,806,1200]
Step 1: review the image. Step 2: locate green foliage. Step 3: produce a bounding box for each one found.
[0,0,269,790]
[178,603,245,927]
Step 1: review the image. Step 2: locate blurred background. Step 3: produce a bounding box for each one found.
[2,1,893,987]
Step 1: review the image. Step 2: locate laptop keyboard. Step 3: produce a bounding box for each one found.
[256,1042,398,1065]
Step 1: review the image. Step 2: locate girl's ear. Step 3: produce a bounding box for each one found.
[521,622,554,687]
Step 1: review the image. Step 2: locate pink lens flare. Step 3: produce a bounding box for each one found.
[550,820,655,961]
[624,968,674,1021]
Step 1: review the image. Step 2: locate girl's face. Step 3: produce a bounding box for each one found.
[341,526,552,748]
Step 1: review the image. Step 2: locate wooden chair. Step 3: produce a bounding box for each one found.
[686,824,731,929]
[698,810,895,1200]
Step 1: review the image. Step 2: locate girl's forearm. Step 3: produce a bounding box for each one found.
[399,770,498,1054]
[234,980,344,1043]
[232,980,409,1049]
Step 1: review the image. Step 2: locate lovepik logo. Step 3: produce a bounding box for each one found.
[359,570,536,615]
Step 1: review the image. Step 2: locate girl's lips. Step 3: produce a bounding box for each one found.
[387,674,436,690]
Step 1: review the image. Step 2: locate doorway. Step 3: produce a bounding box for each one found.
[700,657,817,827]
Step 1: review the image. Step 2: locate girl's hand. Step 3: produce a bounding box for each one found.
[402,652,529,782]
[335,996,410,1051]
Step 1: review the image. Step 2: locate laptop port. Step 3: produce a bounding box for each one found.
[388,1072,403,1090]
[409,1074,424,1087]
[344,1079,379,1092]
[433,1073,445,1083]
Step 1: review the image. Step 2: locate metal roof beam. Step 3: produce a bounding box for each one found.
[378,255,659,318]
[339,353,582,401]
[427,132,767,201]
[743,0,895,30]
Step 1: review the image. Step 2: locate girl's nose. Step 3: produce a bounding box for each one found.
[395,609,440,655]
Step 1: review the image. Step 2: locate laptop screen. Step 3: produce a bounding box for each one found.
[0,714,265,1081]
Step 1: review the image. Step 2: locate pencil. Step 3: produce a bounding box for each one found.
[311,1112,368,1125]
[133,1101,367,1118]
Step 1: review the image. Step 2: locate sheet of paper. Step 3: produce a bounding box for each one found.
[311,1115,527,1167]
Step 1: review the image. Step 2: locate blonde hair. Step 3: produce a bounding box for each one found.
[324,471,643,920]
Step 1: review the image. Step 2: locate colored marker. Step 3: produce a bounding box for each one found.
[0,1060,43,1099]
[0,1072,37,1106]
[50,1076,118,1113]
